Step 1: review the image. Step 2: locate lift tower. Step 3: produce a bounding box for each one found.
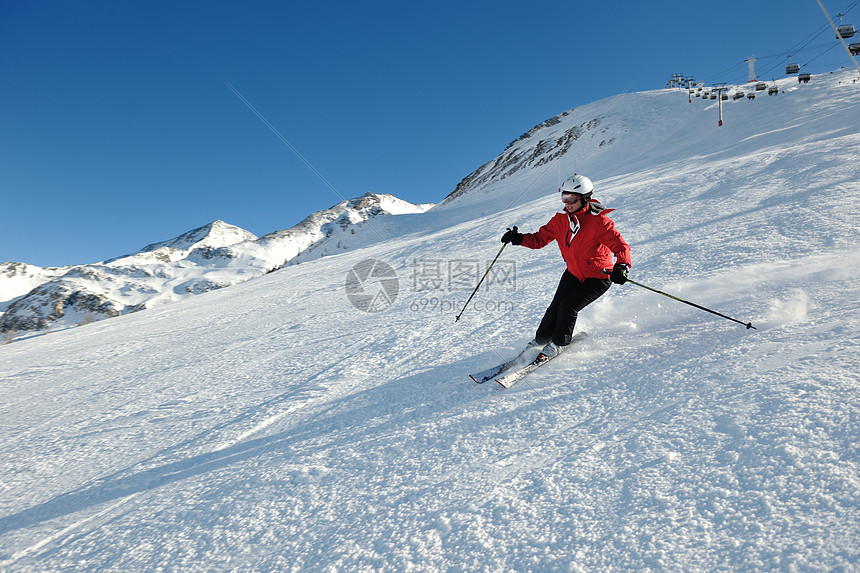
[744,55,758,82]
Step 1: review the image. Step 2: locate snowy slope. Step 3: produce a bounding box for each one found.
[0,69,858,571]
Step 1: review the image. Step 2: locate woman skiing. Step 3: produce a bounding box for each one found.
[501,174,631,359]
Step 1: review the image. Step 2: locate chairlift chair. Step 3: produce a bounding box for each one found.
[747,93,755,100]
[836,25,856,39]
[786,63,800,75]
[755,82,767,91]
[768,85,779,95]
[798,73,812,83]
[733,91,744,101]
[835,13,856,39]
[850,42,860,56]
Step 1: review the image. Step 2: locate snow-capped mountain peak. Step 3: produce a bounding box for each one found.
[104,220,258,266]
[0,193,432,335]
[141,220,257,253]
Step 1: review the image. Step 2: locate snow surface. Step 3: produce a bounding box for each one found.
[1,69,859,571]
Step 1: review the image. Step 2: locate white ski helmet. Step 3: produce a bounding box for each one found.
[560,174,594,200]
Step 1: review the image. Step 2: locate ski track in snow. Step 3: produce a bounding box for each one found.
[1,70,859,572]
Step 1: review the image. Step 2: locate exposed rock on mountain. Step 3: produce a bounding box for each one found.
[439,102,626,207]
[0,262,70,313]
[0,193,432,335]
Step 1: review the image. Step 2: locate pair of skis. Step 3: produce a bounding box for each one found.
[470,332,587,388]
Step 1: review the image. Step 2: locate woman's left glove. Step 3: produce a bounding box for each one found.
[610,263,629,284]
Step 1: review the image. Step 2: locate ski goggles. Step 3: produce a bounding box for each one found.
[561,192,582,204]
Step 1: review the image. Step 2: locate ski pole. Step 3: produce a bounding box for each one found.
[455,243,507,322]
[612,273,756,330]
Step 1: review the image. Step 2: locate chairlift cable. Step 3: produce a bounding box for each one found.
[758,31,834,79]
[749,0,859,81]
[816,0,860,77]
[806,41,842,65]
[841,0,860,15]
[757,25,831,78]
[690,1,858,88]
[785,22,831,55]
[708,62,747,86]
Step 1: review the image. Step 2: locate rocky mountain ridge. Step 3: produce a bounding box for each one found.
[0,192,432,335]
[440,108,616,206]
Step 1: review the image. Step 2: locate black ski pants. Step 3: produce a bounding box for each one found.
[535,271,611,346]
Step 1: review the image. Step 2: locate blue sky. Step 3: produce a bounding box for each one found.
[2,0,857,266]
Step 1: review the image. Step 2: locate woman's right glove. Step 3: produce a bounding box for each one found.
[610,263,629,284]
[501,226,523,245]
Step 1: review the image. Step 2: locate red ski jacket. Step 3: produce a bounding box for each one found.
[520,200,632,281]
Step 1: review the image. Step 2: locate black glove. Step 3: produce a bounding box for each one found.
[501,226,524,245]
[609,262,629,285]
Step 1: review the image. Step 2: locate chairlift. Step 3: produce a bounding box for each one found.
[733,91,744,101]
[721,93,728,101]
[786,62,800,75]
[834,13,856,39]
[836,25,856,38]
[850,41,860,56]
[667,74,685,88]
[747,93,756,100]
[768,85,779,96]
[710,93,717,100]
[798,72,812,83]
[755,82,767,91]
